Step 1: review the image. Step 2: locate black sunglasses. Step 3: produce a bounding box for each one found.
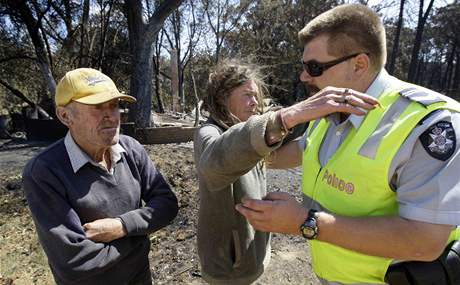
[301,52,367,77]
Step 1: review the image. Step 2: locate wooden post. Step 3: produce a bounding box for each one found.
[171,49,179,112]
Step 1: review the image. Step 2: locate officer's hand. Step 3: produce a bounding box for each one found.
[280,87,380,129]
[83,218,127,243]
[235,192,308,235]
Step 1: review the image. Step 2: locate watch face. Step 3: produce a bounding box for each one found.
[301,216,317,239]
[302,226,316,238]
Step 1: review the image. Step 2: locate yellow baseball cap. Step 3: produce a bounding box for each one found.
[55,68,136,106]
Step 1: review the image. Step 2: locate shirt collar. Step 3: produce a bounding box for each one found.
[347,69,402,129]
[64,132,126,173]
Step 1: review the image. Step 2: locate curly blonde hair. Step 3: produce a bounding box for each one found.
[204,59,267,127]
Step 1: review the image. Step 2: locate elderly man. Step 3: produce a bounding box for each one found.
[236,4,460,285]
[23,68,178,285]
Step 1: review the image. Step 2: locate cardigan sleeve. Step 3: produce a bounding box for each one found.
[194,112,282,191]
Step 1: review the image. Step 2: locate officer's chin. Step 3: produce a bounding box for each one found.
[306,84,321,97]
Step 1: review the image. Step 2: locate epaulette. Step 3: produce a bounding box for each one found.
[398,87,446,107]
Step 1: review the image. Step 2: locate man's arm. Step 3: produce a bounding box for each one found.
[236,192,453,261]
[72,139,178,242]
[117,138,178,236]
[83,218,127,242]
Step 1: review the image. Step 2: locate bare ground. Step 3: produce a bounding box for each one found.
[0,138,320,285]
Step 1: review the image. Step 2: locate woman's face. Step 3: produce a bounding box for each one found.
[227,80,259,122]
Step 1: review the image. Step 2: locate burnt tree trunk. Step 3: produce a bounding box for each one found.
[153,30,165,113]
[153,64,165,113]
[388,0,406,75]
[97,0,114,70]
[125,0,183,128]
[407,0,435,83]
[7,0,56,101]
[452,52,460,96]
[442,44,456,91]
[78,0,90,67]
[191,72,200,127]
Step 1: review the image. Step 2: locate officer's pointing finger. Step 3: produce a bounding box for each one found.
[353,92,380,106]
[338,103,366,116]
[235,204,265,222]
[264,191,292,201]
[240,198,274,211]
[345,96,376,110]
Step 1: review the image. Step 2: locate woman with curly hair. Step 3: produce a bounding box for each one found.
[194,59,275,285]
[194,59,378,284]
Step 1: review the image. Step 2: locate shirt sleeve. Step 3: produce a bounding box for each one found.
[118,139,178,236]
[392,110,460,225]
[23,158,143,283]
[298,130,308,151]
[194,112,282,191]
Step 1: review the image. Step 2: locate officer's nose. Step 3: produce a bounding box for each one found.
[300,69,312,83]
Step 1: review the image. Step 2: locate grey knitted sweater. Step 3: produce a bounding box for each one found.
[23,135,178,285]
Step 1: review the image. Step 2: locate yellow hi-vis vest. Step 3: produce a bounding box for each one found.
[302,87,460,284]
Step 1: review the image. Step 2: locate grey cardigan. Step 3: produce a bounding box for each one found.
[193,113,281,284]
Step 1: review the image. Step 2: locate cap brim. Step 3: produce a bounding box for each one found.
[73,91,136,105]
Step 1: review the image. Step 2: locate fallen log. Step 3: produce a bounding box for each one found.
[135,126,197,144]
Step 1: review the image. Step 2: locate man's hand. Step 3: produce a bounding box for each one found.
[83,218,127,243]
[281,87,380,129]
[235,192,308,235]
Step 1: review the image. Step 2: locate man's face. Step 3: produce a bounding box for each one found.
[64,99,121,151]
[227,80,259,122]
[300,35,354,94]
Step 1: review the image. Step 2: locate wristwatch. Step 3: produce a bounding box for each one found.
[300,209,318,239]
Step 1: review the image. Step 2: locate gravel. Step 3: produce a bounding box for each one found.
[0,139,319,285]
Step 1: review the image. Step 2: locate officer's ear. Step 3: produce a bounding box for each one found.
[352,53,370,78]
[56,105,73,127]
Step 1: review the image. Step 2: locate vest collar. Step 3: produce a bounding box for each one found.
[329,69,403,130]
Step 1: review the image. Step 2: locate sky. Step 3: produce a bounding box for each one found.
[366,0,455,20]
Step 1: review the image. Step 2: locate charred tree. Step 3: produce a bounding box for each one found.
[407,0,435,83]
[125,0,183,128]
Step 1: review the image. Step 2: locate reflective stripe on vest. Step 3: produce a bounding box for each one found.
[301,88,460,284]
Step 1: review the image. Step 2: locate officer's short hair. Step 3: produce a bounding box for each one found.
[298,4,386,73]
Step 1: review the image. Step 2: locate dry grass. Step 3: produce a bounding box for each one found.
[0,175,54,285]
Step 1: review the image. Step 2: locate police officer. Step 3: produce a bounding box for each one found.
[236,4,460,285]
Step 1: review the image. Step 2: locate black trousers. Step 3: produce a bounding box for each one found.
[385,241,460,285]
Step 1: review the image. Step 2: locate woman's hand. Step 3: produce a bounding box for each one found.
[281,87,380,129]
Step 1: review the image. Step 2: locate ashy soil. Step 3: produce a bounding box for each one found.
[0,139,320,285]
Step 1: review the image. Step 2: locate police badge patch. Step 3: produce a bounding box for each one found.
[419,121,456,161]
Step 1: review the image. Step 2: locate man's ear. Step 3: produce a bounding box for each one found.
[353,53,370,78]
[56,106,72,127]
